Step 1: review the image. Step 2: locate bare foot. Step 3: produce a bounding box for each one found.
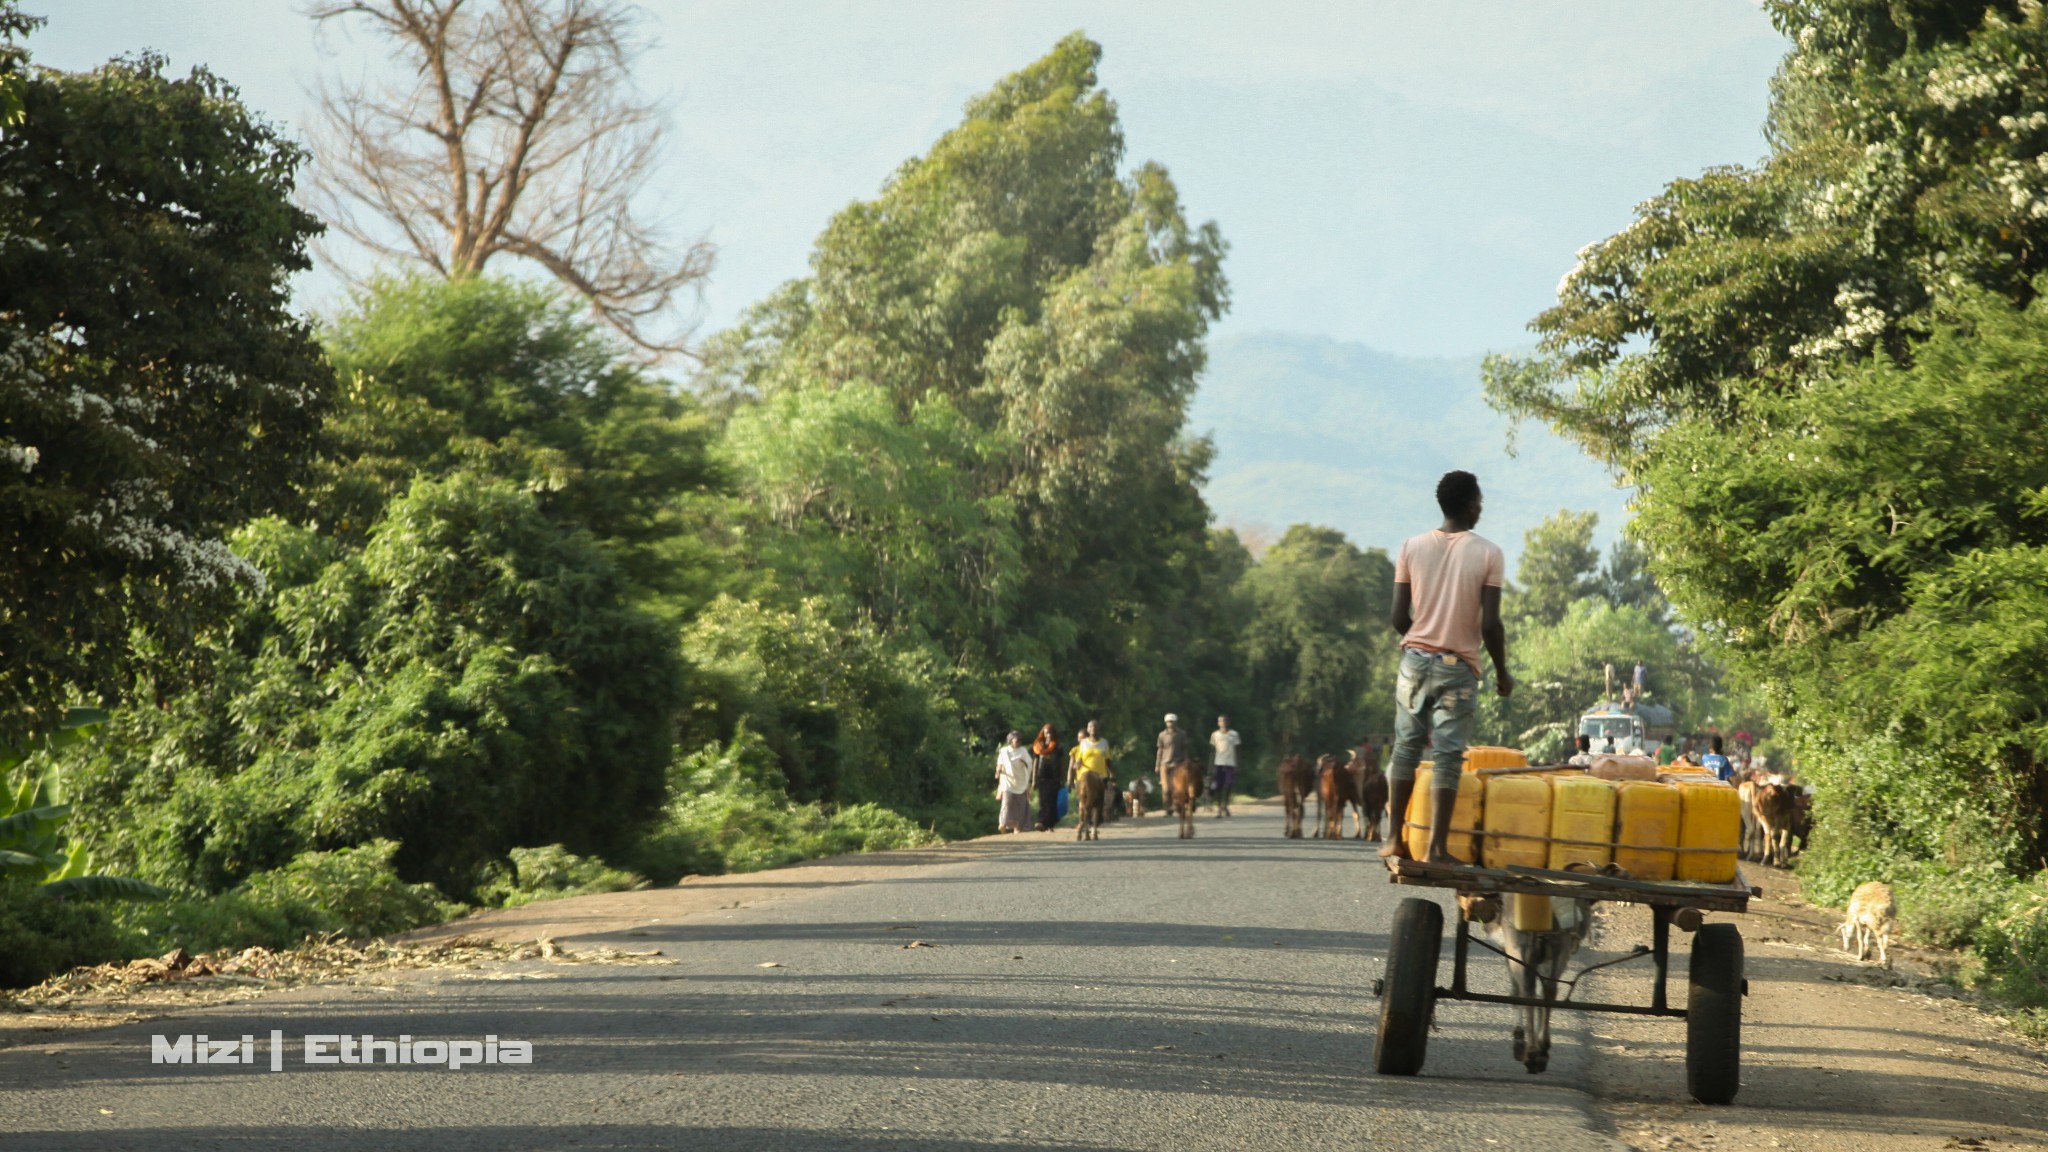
[1423,851,1460,866]
[1377,836,1413,860]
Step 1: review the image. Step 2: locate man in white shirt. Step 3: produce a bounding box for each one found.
[1209,715,1241,819]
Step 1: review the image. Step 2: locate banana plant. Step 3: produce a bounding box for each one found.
[0,708,166,901]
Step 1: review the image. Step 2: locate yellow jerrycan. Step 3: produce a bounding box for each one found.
[1548,775,1617,871]
[1403,762,1484,863]
[1613,780,1681,882]
[1482,774,1551,871]
[1676,779,1741,883]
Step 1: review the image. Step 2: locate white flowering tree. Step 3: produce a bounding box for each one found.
[0,8,331,742]
[1482,1,2048,911]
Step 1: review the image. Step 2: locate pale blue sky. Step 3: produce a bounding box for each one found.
[26,1,1787,358]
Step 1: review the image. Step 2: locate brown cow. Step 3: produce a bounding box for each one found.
[1168,759,1200,839]
[1352,750,1388,841]
[1317,753,1363,840]
[1751,776,1797,867]
[1278,754,1312,839]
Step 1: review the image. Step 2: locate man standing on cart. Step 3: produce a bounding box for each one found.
[1379,470,1513,865]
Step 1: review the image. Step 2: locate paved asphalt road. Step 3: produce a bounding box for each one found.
[2,804,1636,1150]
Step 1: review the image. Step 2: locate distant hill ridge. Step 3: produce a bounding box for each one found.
[1189,331,1629,567]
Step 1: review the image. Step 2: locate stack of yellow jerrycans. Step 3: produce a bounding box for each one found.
[1399,745,1745,931]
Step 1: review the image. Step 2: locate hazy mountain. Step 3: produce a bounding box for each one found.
[1190,332,1629,568]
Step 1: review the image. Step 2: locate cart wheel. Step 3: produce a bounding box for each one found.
[1685,923,1743,1105]
[1374,897,1442,1076]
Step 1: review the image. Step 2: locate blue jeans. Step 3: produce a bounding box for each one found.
[1388,648,1478,792]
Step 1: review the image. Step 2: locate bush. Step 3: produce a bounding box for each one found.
[0,881,124,988]
[475,845,647,908]
[116,839,460,954]
[631,728,941,882]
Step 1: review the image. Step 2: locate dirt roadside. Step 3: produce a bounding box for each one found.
[1576,863,2048,1151]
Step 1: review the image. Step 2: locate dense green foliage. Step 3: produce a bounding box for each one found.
[1241,526,1393,756]
[61,290,697,899]
[0,29,1437,991]
[1477,512,1727,761]
[701,34,1241,775]
[0,10,331,742]
[1488,0,2048,1009]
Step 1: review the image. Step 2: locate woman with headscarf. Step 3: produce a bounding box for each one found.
[995,730,1034,834]
[1031,724,1063,832]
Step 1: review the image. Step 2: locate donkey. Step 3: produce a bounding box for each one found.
[1489,861,1627,1073]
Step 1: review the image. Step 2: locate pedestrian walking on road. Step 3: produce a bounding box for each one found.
[995,731,1033,833]
[1210,715,1240,818]
[1031,724,1063,831]
[1381,470,1513,865]
[1156,713,1188,807]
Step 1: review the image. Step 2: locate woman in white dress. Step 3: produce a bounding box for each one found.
[995,730,1034,833]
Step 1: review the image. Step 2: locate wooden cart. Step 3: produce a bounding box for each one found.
[1374,855,1755,1103]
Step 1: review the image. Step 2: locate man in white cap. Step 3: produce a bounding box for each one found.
[1155,713,1188,810]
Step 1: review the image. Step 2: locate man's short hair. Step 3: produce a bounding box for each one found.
[1436,470,1481,517]
[1710,734,1724,753]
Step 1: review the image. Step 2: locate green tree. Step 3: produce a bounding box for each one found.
[0,10,331,740]
[1511,510,1602,628]
[317,275,722,619]
[1242,525,1393,757]
[1484,2,2048,915]
[703,34,1231,751]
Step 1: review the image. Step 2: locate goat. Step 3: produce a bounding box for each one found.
[1353,751,1388,841]
[1073,773,1106,841]
[1839,880,1896,968]
[1168,759,1200,839]
[1277,754,1313,839]
[1123,776,1153,819]
[1317,753,1362,840]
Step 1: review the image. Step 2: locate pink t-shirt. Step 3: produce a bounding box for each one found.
[1394,529,1505,675]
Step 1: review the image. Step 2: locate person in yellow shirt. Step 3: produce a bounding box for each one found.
[1068,720,1113,829]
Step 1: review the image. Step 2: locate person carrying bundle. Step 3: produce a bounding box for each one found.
[1379,470,1514,865]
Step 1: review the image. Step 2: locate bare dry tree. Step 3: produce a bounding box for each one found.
[308,0,711,356]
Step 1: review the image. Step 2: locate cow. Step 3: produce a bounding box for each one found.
[1073,772,1107,841]
[1168,759,1201,839]
[1124,776,1153,819]
[1735,769,1765,861]
[1317,753,1363,840]
[1278,754,1313,839]
[1839,880,1896,968]
[1751,775,1797,867]
[1352,749,1388,842]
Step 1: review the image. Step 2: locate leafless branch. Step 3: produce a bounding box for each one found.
[307,0,711,357]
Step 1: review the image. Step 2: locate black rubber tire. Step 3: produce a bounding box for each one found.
[1686,922,1743,1105]
[1374,897,1443,1076]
